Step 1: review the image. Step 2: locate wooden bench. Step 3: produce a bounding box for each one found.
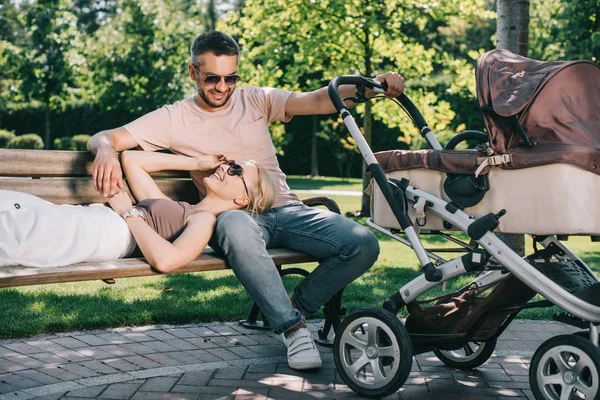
[0,149,345,339]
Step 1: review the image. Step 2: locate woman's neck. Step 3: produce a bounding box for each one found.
[193,195,240,216]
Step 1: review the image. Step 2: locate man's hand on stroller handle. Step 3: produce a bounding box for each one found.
[327,72,405,113]
[369,72,405,99]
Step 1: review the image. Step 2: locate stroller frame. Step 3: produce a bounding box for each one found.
[327,75,600,399]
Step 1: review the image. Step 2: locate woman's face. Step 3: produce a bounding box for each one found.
[203,161,259,203]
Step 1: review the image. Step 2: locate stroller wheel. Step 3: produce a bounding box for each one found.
[530,334,600,400]
[333,307,412,398]
[433,338,497,370]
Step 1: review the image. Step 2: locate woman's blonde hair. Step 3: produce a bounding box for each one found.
[245,161,276,214]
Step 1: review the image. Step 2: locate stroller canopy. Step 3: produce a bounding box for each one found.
[477,49,600,174]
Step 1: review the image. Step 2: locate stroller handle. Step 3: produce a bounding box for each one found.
[328,76,439,149]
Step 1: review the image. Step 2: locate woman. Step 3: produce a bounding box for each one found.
[0,151,275,271]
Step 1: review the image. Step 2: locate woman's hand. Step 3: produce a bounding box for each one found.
[196,153,227,171]
[108,191,134,217]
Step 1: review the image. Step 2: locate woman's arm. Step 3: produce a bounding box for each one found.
[108,191,215,273]
[121,150,225,202]
[124,212,215,273]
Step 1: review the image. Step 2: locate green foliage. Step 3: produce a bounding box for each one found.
[83,0,199,116]
[53,134,91,150]
[1,0,598,175]
[0,129,15,148]
[529,0,599,63]
[7,133,44,149]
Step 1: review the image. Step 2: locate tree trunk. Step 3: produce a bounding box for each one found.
[206,0,217,31]
[360,100,372,216]
[44,101,51,150]
[495,0,530,255]
[496,0,530,56]
[310,115,319,177]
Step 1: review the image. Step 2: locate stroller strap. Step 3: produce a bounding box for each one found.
[475,154,511,177]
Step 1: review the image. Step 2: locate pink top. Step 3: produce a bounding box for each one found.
[123,86,302,208]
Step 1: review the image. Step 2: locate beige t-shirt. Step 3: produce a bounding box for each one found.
[123,86,301,208]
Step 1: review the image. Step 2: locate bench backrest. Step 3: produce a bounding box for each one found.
[0,149,200,204]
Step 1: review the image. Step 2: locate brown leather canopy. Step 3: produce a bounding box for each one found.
[477,49,600,174]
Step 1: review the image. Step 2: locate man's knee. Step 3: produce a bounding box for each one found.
[214,210,263,251]
[345,226,380,266]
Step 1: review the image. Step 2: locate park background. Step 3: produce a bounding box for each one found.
[0,0,598,337]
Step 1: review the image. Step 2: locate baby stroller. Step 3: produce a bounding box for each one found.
[327,49,600,399]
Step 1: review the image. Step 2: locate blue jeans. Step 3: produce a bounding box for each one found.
[209,203,380,334]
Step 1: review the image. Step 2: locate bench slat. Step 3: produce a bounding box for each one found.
[0,178,200,204]
[0,249,316,288]
[0,149,190,178]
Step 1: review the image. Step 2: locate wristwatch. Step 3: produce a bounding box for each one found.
[122,207,143,220]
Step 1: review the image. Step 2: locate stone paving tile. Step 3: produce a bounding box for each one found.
[95,333,132,345]
[184,349,223,362]
[28,352,71,365]
[161,339,198,352]
[25,340,68,353]
[57,363,101,378]
[13,369,62,386]
[144,331,180,342]
[178,370,214,386]
[164,328,197,339]
[78,360,121,375]
[5,354,47,368]
[50,337,90,349]
[117,332,154,343]
[37,365,84,381]
[184,338,221,350]
[0,346,21,358]
[102,358,144,372]
[137,376,179,392]
[74,335,111,346]
[122,355,162,370]
[120,342,156,355]
[63,385,107,398]
[76,346,123,360]
[2,342,41,355]
[47,349,92,363]
[131,392,199,400]
[184,326,220,337]
[98,382,142,399]
[162,351,203,365]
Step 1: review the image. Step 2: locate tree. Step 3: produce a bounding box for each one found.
[83,0,198,119]
[224,0,461,214]
[495,0,530,256]
[20,0,82,149]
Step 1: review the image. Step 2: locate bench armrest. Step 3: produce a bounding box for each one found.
[301,196,341,215]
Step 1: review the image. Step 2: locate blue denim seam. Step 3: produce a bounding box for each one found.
[272,310,302,335]
[273,227,349,258]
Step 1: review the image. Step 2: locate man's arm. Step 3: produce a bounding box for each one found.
[87,127,139,197]
[285,71,405,117]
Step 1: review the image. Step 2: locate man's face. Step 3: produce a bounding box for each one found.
[189,52,239,111]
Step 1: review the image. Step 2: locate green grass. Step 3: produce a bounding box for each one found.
[0,185,598,338]
[286,175,362,191]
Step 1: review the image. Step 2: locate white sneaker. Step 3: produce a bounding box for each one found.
[282,328,322,370]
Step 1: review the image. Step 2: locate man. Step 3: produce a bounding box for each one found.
[88,31,405,370]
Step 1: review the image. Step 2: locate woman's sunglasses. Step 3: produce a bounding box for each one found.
[193,65,241,86]
[226,161,249,197]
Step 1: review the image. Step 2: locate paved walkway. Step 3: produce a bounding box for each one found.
[0,319,578,400]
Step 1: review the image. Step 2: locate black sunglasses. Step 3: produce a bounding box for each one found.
[226,160,249,197]
[193,65,241,86]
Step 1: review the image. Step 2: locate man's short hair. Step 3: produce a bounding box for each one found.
[190,31,240,65]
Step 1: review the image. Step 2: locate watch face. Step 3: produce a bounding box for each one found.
[124,207,142,219]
